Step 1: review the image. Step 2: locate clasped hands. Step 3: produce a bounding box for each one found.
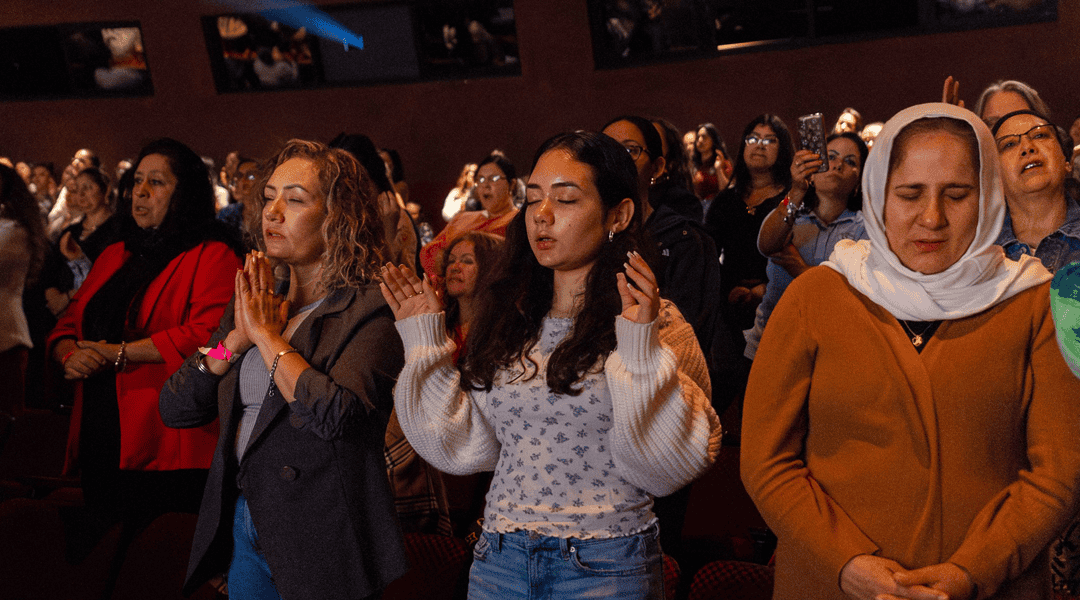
[227,251,289,355]
[840,555,975,600]
[62,339,118,379]
[379,251,661,325]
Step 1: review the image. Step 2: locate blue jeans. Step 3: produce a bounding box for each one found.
[467,526,663,600]
[228,495,284,600]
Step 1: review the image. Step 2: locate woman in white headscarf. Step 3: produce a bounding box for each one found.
[741,103,1080,600]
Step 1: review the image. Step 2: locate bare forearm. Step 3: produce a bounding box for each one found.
[251,328,310,402]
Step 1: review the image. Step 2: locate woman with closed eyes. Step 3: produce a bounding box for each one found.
[382,131,720,599]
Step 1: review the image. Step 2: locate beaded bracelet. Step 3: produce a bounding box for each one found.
[114,341,128,373]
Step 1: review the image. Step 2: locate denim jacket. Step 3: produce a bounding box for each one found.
[995,193,1080,274]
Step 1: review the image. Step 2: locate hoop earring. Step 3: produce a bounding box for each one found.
[608,229,615,242]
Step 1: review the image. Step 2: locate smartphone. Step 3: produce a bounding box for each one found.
[798,113,829,173]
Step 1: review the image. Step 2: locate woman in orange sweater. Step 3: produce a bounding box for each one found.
[741,103,1080,600]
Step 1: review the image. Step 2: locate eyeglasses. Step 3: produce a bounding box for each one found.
[476,174,505,185]
[744,135,778,146]
[622,143,649,161]
[232,173,257,184]
[995,123,1056,154]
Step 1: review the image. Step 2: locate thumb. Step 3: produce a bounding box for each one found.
[279,300,291,322]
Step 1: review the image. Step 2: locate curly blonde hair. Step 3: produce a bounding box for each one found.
[243,139,387,289]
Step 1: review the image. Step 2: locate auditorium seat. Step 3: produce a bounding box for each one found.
[687,560,774,600]
[0,497,122,600]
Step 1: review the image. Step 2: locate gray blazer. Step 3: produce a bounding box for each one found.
[160,284,408,599]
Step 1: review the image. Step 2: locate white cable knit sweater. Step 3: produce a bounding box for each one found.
[393,301,722,539]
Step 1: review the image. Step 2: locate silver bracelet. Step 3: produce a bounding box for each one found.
[196,353,215,375]
[268,348,299,397]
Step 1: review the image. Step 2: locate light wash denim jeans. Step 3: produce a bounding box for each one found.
[467,526,663,599]
[228,495,285,600]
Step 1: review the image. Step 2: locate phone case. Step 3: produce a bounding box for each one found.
[798,113,829,173]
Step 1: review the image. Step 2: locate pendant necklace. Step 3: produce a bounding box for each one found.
[900,320,936,347]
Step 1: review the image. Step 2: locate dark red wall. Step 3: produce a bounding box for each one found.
[3,0,1079,220]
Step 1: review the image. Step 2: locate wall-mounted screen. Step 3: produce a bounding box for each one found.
[588,0,1057,69]
[202,0,520,94]
[0,22,153,100]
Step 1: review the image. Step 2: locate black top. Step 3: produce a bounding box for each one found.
[897,319,944,353]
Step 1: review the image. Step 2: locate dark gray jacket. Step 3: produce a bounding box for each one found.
[160,284,408,599]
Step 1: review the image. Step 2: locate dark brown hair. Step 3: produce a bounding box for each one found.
[459,131,643,396]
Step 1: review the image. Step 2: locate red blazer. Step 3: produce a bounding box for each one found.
[49,240,240,472]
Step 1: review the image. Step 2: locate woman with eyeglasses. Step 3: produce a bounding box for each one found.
[419,150,518,279]
[991,109,1080,594]
[705,114,794,337]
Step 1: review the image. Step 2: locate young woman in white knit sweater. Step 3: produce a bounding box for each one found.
[380,131,721,599]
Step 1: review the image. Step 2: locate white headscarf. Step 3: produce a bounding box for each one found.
[823,103,1051,321]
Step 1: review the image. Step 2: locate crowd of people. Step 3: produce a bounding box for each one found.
[1,76,1080,600]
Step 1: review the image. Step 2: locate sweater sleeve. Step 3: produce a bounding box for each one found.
[948,290,1080,599]
[393,312,500,475]
[740,282,881,581]
[605,301,721,497]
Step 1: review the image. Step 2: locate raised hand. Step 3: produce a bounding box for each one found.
[379,262,440,321]
[942,75,965,108]
[617,250,660,324]
[59,230,84,261]
[790,149,823,193]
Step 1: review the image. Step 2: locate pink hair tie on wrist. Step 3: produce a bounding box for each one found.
[199,341,238,363]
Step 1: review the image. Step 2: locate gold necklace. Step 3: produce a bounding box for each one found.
[899,320,935,347]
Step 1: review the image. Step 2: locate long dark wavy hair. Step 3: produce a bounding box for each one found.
[730,114,794,200]
[460,131,643,396]
[0,164,48,286]
[693,122,723,169]
[801,132,869,213]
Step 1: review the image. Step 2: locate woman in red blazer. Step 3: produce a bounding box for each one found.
[49,138,242,537]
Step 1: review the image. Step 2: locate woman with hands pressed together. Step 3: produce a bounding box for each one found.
[160,140,407,600]
[382,131,721,599]
[741,104,1080,600]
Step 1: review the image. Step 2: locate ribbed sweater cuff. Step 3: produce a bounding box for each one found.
[614,316,661,374]
[395,312,448,352]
